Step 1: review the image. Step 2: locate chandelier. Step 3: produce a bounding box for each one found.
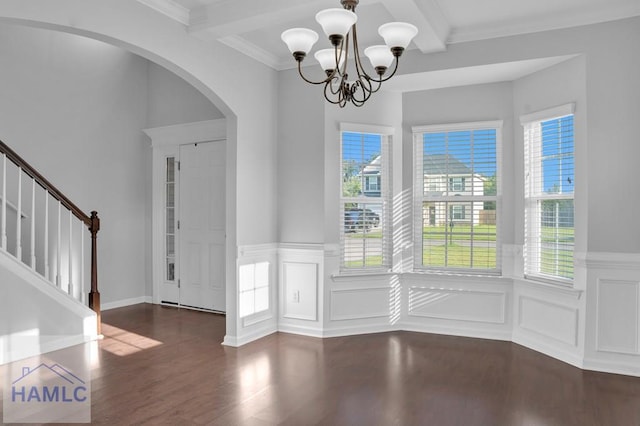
[281,0,418,108]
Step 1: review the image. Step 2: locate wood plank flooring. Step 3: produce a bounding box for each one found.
[3,303,640,425]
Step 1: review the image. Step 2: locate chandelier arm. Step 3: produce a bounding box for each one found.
[297,61,333,85]
[349,81,367,107]
[358,74,383,97]
[350,22,378,83]
[323,82,342,105]
[349,78,374,104]
[339,33,350,77]
[326,75,344,96]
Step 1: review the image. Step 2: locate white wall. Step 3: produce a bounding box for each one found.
[0,249,96,364]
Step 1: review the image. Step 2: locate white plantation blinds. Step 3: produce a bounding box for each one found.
[522,104,575,282]
[413,121,501,272]
[340,129,391,270]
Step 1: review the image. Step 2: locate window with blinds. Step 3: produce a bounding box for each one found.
[522,104,575,283]
[412,121,501,272]
[340,130,391,270]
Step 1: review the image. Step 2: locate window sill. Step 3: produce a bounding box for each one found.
[410,268,502,279]
[331,269,396,281]
[515,276,583,299]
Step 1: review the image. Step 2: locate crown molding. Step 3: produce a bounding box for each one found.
[136,0,190,26]
[448,3,640,44]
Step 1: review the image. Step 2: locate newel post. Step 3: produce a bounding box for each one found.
[88,211,101,335]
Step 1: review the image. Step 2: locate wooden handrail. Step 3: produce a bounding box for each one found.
[0,141,91,226]
[0,140,100,333]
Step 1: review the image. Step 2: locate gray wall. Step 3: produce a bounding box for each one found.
[277,68,325,244]
[513,56,587,253]
[146,62,224,128]
[0,23,219,304]
[403,82,515,247]
[399,16,640,254]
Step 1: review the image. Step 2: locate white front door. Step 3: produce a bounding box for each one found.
[178,141,226,312]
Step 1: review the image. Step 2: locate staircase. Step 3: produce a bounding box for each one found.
[0,141,101,364]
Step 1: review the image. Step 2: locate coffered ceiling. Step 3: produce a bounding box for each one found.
[137,0,640,88]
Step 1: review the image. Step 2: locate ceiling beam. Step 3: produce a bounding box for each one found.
[380,0,449,53]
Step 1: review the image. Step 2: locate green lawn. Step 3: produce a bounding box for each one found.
[343,224,573,275]
[423,242,496,269]
[344,255,383,268]
[541,226,574,243]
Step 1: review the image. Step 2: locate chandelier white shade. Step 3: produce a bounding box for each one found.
[281,28,319,55]
[315,48,345,72]
[315,8,357,40]
[378,22,419,49]
[364,45,394,69]
[281,0,418,107]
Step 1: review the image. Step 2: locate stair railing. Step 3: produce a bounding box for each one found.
[0,141,100,333]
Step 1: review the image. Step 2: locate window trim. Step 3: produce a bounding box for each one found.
[521,103,576,286]
[412,120,503,275]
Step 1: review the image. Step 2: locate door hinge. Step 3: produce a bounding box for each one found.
[177,161,180,171]
[178,279,181,289]
[177,220,180,230]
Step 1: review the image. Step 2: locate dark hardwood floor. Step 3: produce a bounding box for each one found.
[3,303,640,425]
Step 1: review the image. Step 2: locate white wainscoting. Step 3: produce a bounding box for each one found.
[282,262,318,321]
[583,252,640,376]
[512,278,584,368]
[518,296,579,346]
[596,279,639,355]
[278,244,325,337]
[402,274,512,341]
[330,286,391,321]
[241,244,640,377]
[408,287,506,324]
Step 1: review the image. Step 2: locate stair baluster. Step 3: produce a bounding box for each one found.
[0,141,101,333]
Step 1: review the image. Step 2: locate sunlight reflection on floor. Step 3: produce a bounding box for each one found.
[99,323,163,356]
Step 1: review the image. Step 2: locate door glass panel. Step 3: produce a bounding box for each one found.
[165,157,176,282]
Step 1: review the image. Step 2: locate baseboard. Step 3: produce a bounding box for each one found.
[0,334,96,366]
[321,323,399,338]
[401,321,512,342]
[278,322,399,339]
[102,296,153,311]
[222,324,278,347]
[278,324,324,339]
[583,357,640,377]
[512,331,583,369]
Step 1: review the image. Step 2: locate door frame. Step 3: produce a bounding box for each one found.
[145,119,227,307]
